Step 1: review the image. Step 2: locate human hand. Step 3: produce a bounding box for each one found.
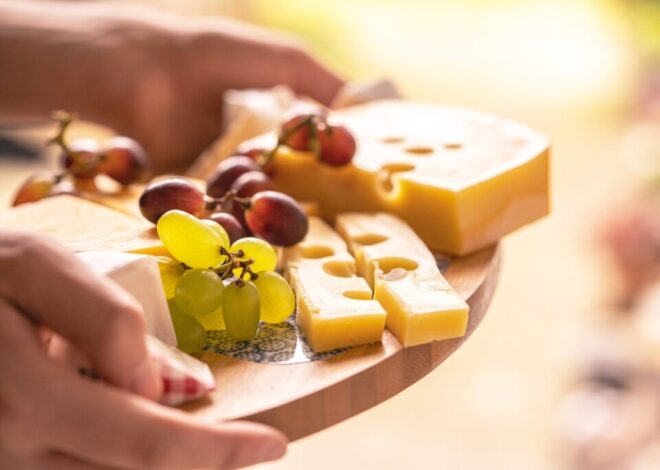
[85,5,345,172]
[0,230,287,469]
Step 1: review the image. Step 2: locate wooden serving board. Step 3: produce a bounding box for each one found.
[184,244,501,440]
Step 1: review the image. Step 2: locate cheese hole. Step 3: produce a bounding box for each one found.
[342,290,372,300]
[381,136,405,144]
[377,257,419,276]
[405,146,434,155]
[378,163,415,193]
[301,245,334,259]
[443,142,463,150]
[352,233,388,246]
[322,260,354,278]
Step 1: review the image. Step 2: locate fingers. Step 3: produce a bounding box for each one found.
[0,230,161,400]
[42,369,287,470]
[37,452,111,470]
[287,49,344,106]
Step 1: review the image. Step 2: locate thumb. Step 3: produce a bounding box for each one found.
[0,230,161,400]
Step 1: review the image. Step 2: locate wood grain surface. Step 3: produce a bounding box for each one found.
[185,244,501,440]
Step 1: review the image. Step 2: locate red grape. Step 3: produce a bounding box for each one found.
[61,138,101,179]
[206,156,260,198]
[245,191,308,246]
[230,171,273,198]
[207,212,245,243]
[237,147,275,176]
[279,114,315,151]
[12,174,56,206]
[99,136,149,185]
[139,177,204,223]
[318,125,356,166]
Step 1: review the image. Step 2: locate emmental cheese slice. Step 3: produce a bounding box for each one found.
[335,213,469,347]
[284,217,387,353]
[243,100,549,255]
[0,195,166,255]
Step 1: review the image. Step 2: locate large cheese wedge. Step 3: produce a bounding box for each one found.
[284,217,387,353]
[335,213,469,347]
[0,195,165,254]
[77,251,177,346]
[243,100,549,255]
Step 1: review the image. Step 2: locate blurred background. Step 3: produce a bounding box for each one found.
[2,0,660,468]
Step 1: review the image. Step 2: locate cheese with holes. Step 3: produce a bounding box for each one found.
[284,217,386,352]
[243,99,549,255]
[335,213,469,347]
[77,251,177,346]
[0,196,166,255]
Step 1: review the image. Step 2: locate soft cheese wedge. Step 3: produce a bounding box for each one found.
[335,213,469,347]
[77,251,177,346]
[243,99,549,255]
[0,195,165,254]
[284,217,387,353]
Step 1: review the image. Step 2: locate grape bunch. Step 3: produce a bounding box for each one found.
[155,210,296,353]
[139,174,309,247]
[12,111,149,206]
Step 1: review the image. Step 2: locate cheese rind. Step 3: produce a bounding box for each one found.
[335,213,469,347]
[285,218,387,353]
[77,251,177,346]
[245,100,550,255]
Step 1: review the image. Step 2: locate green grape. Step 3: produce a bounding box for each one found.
[157,210,228,269]
[168,300,207,354]
[230,237,277,277]
[253,271,296,323]
[156,256,184,299]
[174,269,224,317]
[222,280,260,341]
[202,219,230,249]
[198,305,226,331]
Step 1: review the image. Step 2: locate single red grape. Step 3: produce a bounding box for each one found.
[245,191,308,246]
[236,147,275,176]
[318,125,356,166]
[279,114,315,151]
[206,156,260,198]
[139,177,204,224]
[207,212,245,243]
[61,138,101,179]
[12,174,56,206]
[99,136,150,185]
[230,171,273,198]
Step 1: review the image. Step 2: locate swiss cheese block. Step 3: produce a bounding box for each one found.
[0,196,165,254]
[77,251,177,346]
[284,217,387,353]
[244,100,549,255]
[335,213,469,347]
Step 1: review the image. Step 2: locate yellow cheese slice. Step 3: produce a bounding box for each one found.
[335,212,469,347]
[0,195,166,255]
[244,99,549,255]
[284,217,386,353]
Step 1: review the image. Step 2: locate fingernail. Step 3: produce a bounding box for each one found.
[129,357,163,401]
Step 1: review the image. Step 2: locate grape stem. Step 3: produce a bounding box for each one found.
[216,246,259,282]
[204,191,251,212]
[46,110,105,176]
[259,113,327,169]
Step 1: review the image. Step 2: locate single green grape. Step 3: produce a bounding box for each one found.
[201,219,230,249]
[157,210,228,269]
[230,237,277,277]
[156,256,184,299]
[222,279,260,341]
[168,300,207,354]
[198,305,226,331]
[174,269,224,317]
[253,271,295,323]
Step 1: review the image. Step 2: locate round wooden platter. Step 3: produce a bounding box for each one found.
[184,244,501,440]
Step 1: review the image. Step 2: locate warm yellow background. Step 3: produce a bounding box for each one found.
[0,1,651,468]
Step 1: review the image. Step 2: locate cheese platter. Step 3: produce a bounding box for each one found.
[1,96,548,440]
